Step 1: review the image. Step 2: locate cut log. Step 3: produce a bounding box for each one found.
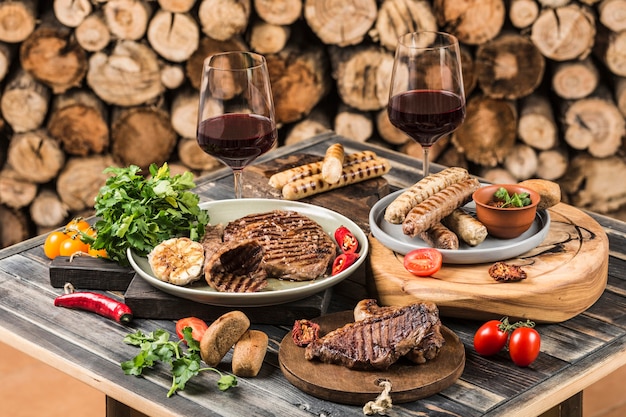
[53,0,92,28]
[480,167,517,184]
[530,4,596,61]
[304,0,377,47]
[185,36,247,90]
[56,155,117,212]
[536,148,568,180]
[177,137,222,172]
[616,76,626,117]
[29,188,69,229]
[508,0,539,28]
[170,87,198,139]
[559,154,626,213]
[373,0,437,52]
[537,0,571,6]
[7,130,66,184]
[517,93,558,150]
[595,28,626,77]
[254,0,302,25]
[460,45,477,97]
[0,41,14,82]
[451,95,517,167]
[433,0,506,45]
[503,143,538,180]
[561,90,625,158]
[0,167,37,209]
[74,11,111,52]
[551,58,599,99]
[197,0,251,41]
[0,0,37,43]
[375,108,410,146]
[598,0,626,32]
[158,0,197,13]
[19,24,88,94]
[267,44,331,124]
[329,45,393,111]
[475,33,545,100]
[160,63,186,90]
[1,68,50,133]
[47,89,109,156]
[147,10,200,63]
[435,142,468,170]
[0,205,29,249]
[401,136,450,163]
[333,105,373,143]
[87,40,164,106]
[110,106,178,170]
[249,20,290,54]
[103,0,151,41]
[284,108,332,145]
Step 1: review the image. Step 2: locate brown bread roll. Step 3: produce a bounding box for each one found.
[232,329,268,377]
[200,311,250,367]
[518,179,561,210]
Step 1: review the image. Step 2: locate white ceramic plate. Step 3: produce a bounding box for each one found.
[127,199,368,307]
[369,189,550,264]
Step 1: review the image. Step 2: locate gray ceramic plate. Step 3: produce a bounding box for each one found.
[369,189,550,264]
[128,199,368,306]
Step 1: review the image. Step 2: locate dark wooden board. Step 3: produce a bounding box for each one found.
[278,311,465,405]
[49,256,135,291]
[123,274,332,325]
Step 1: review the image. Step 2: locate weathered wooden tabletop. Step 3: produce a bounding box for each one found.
[1,132,625,417]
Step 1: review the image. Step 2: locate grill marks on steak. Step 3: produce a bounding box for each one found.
[200,210,337,292]
[305,302,443,370]
[222,210,337,281]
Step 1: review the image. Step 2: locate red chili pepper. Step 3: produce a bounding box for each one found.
[334,225,359,253]
[331,252,359,275]
[54,283,133,324]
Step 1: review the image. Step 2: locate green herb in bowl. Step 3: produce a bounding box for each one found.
[493,187,532,208]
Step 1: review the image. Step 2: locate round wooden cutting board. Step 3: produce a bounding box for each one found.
[278,311,465,405]
[369,203,609,323]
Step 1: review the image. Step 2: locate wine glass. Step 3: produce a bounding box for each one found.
[197,51,278,199]
[388,31,466,178]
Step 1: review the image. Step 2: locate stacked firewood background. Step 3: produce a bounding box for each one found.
[0,0,625,248]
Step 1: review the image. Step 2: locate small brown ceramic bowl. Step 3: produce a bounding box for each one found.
[472,184,540,239]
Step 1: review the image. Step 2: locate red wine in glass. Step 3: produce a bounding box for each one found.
[388,89,465,146]
[197,113,276,170]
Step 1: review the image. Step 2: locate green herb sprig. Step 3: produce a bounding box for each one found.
[90,163,209,265]
[121,327,237,397]
[493,187,532,208]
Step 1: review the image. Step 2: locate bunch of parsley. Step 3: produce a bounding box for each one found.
[494,187,532,208]
[121,327,237,397]
[90,163,209,266]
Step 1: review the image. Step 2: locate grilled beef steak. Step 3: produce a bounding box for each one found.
[305,302,442,370]
[354,299,445,364]
[222,210,337,281]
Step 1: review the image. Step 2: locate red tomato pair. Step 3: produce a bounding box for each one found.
[473,318,541,367]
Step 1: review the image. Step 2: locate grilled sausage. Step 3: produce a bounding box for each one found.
[321,143,345,184]
[384,167,470,224]
[442,208,488,247]
[402,177,481,238]
[418,222,460,250]
[282,158,391,200]
[268,150,377,189]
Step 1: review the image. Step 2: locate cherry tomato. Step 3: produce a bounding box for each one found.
[43,231,70,259]
[331,252,359,275]
[403,248,443,277]
[334,226,359,253]
[65,218,91,238]
[509,327,541,367]
[176,317,209,342]
[59,236,88,257]
[473,319,510,356]
[87,245,108,258]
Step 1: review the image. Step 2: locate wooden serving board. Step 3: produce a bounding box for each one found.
[368,203,609,323]
[278,311,465,405]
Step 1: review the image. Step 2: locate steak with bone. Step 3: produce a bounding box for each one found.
[222,210,337,281]
[305,302,442,370]
[354,299,445,364]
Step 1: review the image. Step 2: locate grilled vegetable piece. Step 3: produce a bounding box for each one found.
[148,237,205,286]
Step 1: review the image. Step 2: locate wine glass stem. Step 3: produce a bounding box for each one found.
[233,169,243,199]
[423,146,431,178]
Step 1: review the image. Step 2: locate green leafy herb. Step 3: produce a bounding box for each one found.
[90,163,209,266]
[121,327,237,397]
[493,187,532,208]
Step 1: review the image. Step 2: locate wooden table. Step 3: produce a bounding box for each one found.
[1,132,625,417]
